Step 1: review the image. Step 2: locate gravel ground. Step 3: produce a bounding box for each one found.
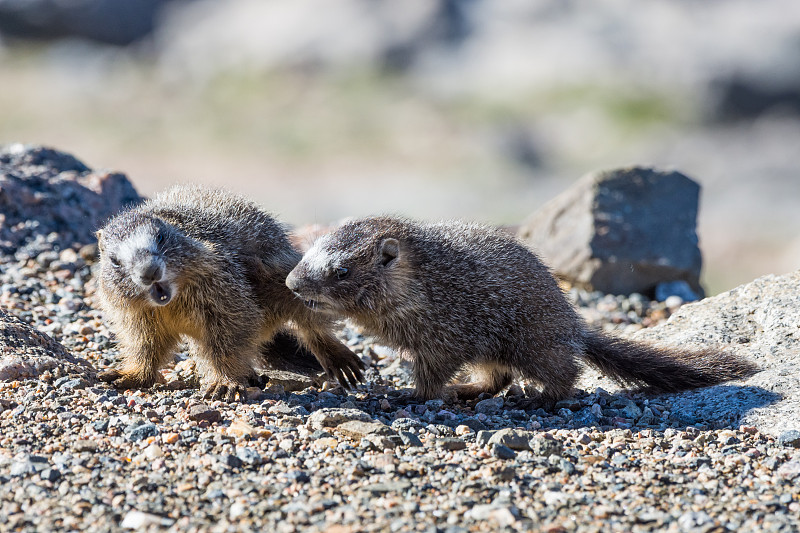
[1,247,799,532]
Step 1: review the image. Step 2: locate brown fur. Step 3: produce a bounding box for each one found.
[286,216,758,402]
[95,185,363,401]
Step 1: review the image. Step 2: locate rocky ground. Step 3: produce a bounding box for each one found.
[1,242,799,532]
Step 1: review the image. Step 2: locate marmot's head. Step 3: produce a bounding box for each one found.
[96,211,194,307]
[286,217,414,316]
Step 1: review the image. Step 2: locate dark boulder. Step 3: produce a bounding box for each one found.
[0,144,142,257]
[518,167,703,297]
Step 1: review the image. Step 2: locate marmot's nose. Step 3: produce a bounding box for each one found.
[285,271,301,292]
[138,261,163,285]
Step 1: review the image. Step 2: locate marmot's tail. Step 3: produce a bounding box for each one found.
[581,330,759,393]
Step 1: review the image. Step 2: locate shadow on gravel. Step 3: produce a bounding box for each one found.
[291,383,782,433]
[654,384,782,430]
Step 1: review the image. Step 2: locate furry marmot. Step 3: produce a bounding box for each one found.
[96,185,363,401]
[285,216,757,402]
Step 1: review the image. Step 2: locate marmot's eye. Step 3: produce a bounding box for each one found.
[156,233,164,245]
[109,255,121,267]
[335,267,350,280]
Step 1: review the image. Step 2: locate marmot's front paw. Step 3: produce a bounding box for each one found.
[98,369,164,390]
[322,348,366,390]
[201,381,245,402]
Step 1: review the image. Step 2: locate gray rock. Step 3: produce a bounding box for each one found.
[235,447,262,466]
[425,399,445,411]
[0,1,167,45]
[261,369,318,392]
[488,428,534,451]
[491,444,517,460]
[530,436,563,457]
[58,378,87,391]
[216,453,243,469]
[364,434,398,450]
[778,430,800,448]
[572,407,600,427]
[39,468,61,482]
[518,167,704,296]
[124,422,159,442]
[398,431,423,447]
[391,418,426,432]
[308,408,374,430]
[0,144,141,254]
[187,404,221,424]
[336,420,395,438]
[777,460,800,480]
[0,308,95,382]
[286,470,310,483]
[655,280,701,302]
[677,511,714,532]
[360,481,412,494]
[637,407,656,426]
[437,437,467,451]
[10,454,49,477]
[476,430,498,446]
[120,510,175,529]
[73,439,99,452]
[631,269,800,436]
[475,397,504,415]
[620,401,643,420]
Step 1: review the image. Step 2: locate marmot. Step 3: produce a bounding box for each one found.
[285,216,758,402]
[95,185,364,401]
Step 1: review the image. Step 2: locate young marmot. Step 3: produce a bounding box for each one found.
[96,185,363,401]
[285,217,757,402]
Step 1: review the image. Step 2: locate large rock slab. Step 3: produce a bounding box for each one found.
[0,144,142,256]
[621,270,799,436]
[517,167,703,297]
[0,0,168,45]
[0,308,95,382]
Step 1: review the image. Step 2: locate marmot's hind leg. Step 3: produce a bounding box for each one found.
[515,344,581,409]
[448,362,514,400]
[410,350,465,401]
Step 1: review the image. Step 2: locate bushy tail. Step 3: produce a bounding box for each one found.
[581,330,759,393]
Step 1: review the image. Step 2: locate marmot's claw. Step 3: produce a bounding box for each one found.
[98,369,122,383]
[325,356,365,390]
[202,382,244,402]
[98,369,160,390]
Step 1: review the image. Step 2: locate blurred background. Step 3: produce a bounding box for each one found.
[1,0,798,295]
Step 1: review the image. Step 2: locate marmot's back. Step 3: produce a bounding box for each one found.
[143,184,298,267]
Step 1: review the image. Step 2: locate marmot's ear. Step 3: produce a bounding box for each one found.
[95,230,104,251]
[379,238,400,267]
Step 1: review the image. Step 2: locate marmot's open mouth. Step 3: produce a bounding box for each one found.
[149,282,172,306]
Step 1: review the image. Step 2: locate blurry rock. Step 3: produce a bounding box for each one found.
[710,75,800,122]
[0,308,95,381]
[259,369,317,393]
[633,269,800,436]
[654,280,701,303]
[0,0,171,45]
[518,167,703,296]
[157,0,448,77]
[0,144,141,256]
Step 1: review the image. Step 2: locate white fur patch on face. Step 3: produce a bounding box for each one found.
[117,226,158,265]
[302,240,343,273]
